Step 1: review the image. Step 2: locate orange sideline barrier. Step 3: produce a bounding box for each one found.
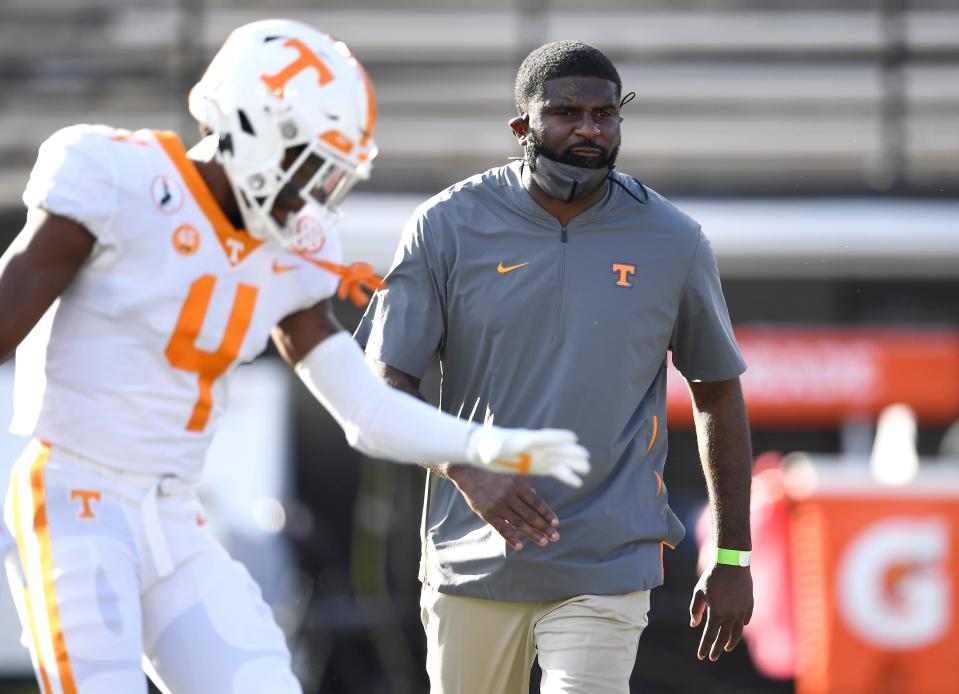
[667,328,959,427]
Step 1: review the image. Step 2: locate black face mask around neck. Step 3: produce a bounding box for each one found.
[524,139,614,203]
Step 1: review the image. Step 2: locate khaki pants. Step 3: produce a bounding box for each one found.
[420,583,650,694]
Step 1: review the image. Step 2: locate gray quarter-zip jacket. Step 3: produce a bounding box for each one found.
[356,161,745,601]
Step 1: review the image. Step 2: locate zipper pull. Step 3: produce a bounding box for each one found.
[561,226,568,243]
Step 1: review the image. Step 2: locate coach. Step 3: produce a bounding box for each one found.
[356,41,753,694]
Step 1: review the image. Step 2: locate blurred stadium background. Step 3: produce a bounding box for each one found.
[0,0,957,692]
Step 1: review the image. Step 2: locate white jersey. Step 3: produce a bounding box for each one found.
[12,125,342,481]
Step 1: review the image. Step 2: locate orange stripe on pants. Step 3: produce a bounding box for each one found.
[12,442,53,694]
[14,442,78,694]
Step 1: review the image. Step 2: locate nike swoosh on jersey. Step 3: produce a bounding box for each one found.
[272,260,299,274]
[497,261,530,274]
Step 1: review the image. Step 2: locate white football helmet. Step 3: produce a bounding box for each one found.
[188,19,378,248]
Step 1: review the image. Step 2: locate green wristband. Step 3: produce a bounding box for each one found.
[716,548,751,567]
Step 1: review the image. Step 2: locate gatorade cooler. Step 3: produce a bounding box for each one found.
[785,456,959,694]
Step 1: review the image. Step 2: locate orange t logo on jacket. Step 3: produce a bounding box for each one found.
[70,489,102,519]
[611,263,636,288]
[261,38,334,99]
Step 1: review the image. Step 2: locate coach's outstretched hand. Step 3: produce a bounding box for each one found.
[689,563,754,661]
[466,427,590,487]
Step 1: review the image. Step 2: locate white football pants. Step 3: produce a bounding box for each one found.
[2,440,301,694]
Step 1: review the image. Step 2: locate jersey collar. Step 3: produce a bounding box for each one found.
[153,130,263,267]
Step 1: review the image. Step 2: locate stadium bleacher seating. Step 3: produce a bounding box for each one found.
[0,0,956,203]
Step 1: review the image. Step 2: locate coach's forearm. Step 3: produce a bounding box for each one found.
[689,378,752,550]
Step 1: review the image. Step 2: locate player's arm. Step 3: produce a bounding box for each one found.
[369,359,564,551]
[0,209,95,363]
[687,376,754,661]
[272,302,590,486]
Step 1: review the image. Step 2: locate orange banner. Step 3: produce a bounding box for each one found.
[667,328,959,427]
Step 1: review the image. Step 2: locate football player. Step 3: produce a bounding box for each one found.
[0,20,589,694]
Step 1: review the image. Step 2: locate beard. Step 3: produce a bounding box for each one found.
[526,131,620,171]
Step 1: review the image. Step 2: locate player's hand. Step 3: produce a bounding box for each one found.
[335,262,384,307]
[689,563,754,661]
[446,465,561,551]
[465,427,590,487]
[296,255,385,308]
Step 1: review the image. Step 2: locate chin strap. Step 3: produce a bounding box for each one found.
[295,254,385,307]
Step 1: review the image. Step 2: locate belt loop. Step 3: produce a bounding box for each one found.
[142,479,174,579]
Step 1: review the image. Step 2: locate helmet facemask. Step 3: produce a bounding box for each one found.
[223,125,372,250]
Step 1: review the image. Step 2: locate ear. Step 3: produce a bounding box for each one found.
[508,115,529,142]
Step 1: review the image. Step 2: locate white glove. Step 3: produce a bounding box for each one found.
[466,427,591,487]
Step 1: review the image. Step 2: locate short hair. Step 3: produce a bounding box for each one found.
[514,41,621,116]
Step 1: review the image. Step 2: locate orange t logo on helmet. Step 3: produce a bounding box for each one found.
[261,38,334,99]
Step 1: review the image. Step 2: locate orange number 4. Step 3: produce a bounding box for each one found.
[165,275,258,432]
